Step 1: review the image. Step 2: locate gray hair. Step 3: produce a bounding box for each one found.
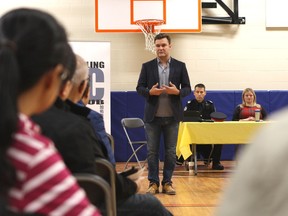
[72,54,88,85]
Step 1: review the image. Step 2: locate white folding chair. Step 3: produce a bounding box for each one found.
[121,118,147,170]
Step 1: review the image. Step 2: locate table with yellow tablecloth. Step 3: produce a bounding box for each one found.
[176,121,269,174]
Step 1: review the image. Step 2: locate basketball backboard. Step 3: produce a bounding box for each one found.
[95,0,202,33]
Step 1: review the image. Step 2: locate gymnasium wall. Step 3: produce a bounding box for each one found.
[1,0,288,91]
[1,1,288,161]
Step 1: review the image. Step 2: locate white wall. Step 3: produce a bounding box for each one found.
[1,0,288,90]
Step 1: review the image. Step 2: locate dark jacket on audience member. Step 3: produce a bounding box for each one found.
[77,100,116,165]
[32,97,137,201]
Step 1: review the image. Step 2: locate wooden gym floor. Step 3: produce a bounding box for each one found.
[116,161,236,216]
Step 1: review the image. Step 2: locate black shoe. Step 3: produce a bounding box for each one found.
[212,163,224,170]
[176,156,184,166]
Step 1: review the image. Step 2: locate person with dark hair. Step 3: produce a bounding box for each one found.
[137,33,191,195]
[32,54,106,175]
[34,54,173,216]
[177,83,224,170]
[0,8,100,215]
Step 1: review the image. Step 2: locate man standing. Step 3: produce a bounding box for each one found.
[136,33,191,195]
[183,83,224,170]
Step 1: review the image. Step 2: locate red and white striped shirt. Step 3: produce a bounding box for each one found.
[7,114,101,216]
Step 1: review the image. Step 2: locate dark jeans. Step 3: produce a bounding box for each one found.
[117,194,173,216]
[145,117,179,186]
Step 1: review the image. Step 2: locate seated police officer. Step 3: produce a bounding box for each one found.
[177,83,224,170]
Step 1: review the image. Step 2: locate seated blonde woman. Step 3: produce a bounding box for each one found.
[232,88,267,121]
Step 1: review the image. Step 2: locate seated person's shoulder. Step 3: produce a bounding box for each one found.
[203,100,214,109]
[88,109,104,125]
[255,104,262,109]
[205,100,214,105]
[186,99,197,106]
[237,104,243,109]
[184,99,196,111]
[233,104,243,113]
[89,109,102,118]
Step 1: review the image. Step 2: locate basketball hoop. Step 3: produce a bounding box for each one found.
[135,19,164,54]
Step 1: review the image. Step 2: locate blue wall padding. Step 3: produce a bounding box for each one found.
[111,90,288,161]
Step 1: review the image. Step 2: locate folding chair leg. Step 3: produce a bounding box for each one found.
[121,118,147,171]
[124,153,142,170]
[124,144,146,170]
[142,158,147,168]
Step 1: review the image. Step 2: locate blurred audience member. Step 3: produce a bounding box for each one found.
[0,8,100,215]
[34,54,173,216]
[216,108,286,216]
[76,69,116,166]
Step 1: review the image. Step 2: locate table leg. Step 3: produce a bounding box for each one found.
[193,144,197,175]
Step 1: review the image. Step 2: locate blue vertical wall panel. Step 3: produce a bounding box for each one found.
[111,91,288,162]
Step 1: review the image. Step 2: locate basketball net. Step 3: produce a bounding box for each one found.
[135,19,164,54]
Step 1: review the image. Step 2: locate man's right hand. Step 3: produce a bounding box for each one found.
[149,83,164,95]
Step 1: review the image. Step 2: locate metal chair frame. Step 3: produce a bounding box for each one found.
[106,133,115,153]
[74,173,114,216]
[94,158,116,216]
[121,118,147,170]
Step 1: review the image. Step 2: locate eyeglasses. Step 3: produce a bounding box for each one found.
[60,69,69,81]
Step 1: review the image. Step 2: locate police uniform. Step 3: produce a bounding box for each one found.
[184,99,215,119]
[179,99,224,170]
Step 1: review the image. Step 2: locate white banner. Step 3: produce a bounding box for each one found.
[70,42,111,132]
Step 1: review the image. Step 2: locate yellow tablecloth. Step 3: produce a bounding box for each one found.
[176,121,269,160]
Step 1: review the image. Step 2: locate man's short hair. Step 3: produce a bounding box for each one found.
[194,83,206,90]
[154,33,171,44]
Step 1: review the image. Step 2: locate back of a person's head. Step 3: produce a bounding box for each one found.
[72,54,88,85]
[0,8,70,196]
[67,54,89,102]
[59,45,76,90]
[81,77,90,106]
